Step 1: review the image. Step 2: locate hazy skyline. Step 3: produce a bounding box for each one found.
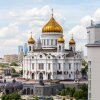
[0,0,100,57]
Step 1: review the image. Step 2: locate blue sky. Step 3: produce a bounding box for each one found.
[0,0,100,57]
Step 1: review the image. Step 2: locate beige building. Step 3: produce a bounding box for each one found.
[4,54,18,63]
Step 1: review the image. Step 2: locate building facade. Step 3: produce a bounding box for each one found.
[23,12,82,80]
[86,21,100,100]
[4,54,18,63]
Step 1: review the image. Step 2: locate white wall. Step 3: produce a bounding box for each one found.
[87,46,100,100]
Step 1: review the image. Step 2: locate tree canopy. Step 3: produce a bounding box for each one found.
[10,62,18,66]
[1,93,21,100]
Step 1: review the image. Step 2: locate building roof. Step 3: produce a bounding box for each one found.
[32,48,74,57]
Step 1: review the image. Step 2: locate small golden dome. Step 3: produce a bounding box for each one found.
[42,17,63,33]
[57,36,65,43]
[69,36,75,45]
[28,34,35,44]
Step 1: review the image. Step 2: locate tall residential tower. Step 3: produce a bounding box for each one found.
[86,21,100,100]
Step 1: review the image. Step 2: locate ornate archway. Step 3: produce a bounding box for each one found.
[27,88,30,95]
[39,73,43,80]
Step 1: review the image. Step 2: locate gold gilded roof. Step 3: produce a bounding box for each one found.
[69,36,75,45]
[57,36,65,43]
[42,16,63,33]
[28,34,35,44]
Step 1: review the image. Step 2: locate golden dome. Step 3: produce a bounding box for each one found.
[28,34,35,44]
[42,17,63,33]
[69,36,75,45]
[57,36,65,43]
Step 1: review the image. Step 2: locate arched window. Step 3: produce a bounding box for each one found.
[51,39,53,45]
[47,39,49,45]
[55,40,57,45]
[44,40,45,45]
[59,45,61,51]
[29,46,31,51]
[69,74,71,78]
[70,47,72,50]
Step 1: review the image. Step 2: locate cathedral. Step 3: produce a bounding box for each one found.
[23,11,82,80]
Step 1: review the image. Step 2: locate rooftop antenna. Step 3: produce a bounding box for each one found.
[91,20,93,26]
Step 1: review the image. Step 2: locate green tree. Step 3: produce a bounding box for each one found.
[11,67,16,73]
[81,68,87,78]
[34,96,39,100]
[61,89,66,96]
[73,89,83,100]
[51,97,54,100]
[70,87,75,97]
[19,70,23,75]
[10,62,18,66]
[81,59,88,78]
[80,84,88,99]
[1,93,21,100]
[0,64,4,67]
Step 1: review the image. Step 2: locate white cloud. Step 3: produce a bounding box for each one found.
[0,24,19,39]
[0,5,100,56]
[80,16,94,26]
[68,25,87,39]
[94,8,100,20]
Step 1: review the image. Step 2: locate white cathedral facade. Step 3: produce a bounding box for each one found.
[23,12,82,80]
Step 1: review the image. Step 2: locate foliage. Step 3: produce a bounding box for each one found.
[81,59,88,78]
[1,93,21,100]
[80,84,88,99]
[0,64,5,67]
[59,84,88,100]
[19,70,23,75]
[10,62,18,66]
[12,73,20,77]
[11,67,16,73]
[34,96,39,100]
[81,68,87,77]
[73,89,83,100]
[51,97,54,100]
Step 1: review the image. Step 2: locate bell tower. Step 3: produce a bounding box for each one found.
[69,34,76,52]
[28,32,35,52]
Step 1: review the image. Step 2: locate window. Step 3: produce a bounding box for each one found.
[29,46,31,51]
[42,40,44,45]
[40,55,42,58]
[58,63,61,70]
[51,39,53,45]
[38,63,44,70]
[47,39,49,45]
[55,40,57,45]
[33,46,34,50]
[59,45,61,51]
[48,63,50,70]
[69,63,71,70]
[44,40,45,45]
[32,63,34,69]
[69,74,71,78]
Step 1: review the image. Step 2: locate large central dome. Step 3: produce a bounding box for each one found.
[42,16,63,33]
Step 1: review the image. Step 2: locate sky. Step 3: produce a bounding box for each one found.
[0,0,100,57]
